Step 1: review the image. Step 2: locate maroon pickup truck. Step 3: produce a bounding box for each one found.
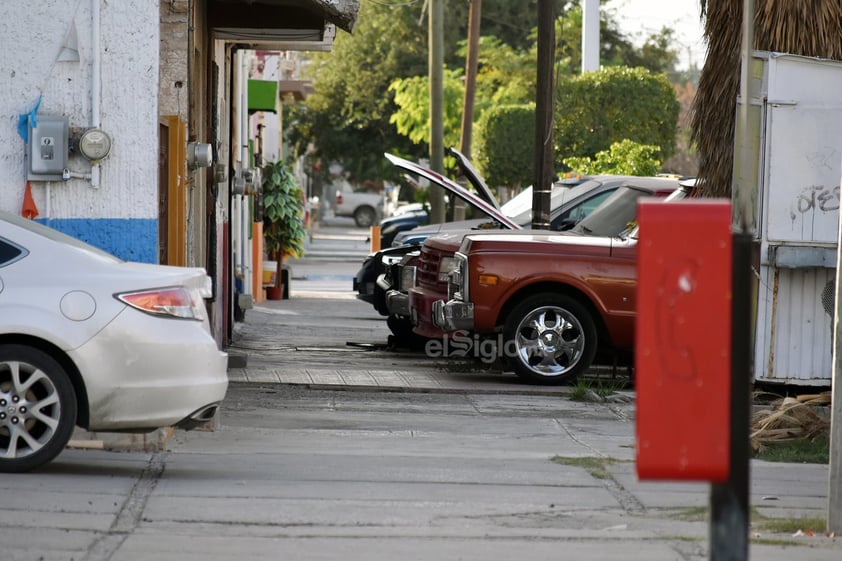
[417,181,694,384]
[407,177,684,341]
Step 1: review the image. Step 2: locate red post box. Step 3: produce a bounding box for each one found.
[635,199,732,482]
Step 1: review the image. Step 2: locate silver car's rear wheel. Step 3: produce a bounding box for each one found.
[503,294,597,385]
[0,345,77,473]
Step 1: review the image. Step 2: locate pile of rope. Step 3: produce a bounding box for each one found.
[750,391,831,453]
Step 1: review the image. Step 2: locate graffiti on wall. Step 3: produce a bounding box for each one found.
[790,184,840,221]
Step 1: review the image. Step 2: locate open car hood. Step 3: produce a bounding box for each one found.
[384,153,521,231]
[445,147,499,210]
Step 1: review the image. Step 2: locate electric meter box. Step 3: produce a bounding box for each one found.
[27,115,69,181]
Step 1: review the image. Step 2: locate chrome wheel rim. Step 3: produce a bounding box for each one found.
[0,361,62,460]
[513,306,586,377]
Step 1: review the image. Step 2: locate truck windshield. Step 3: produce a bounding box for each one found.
[619,185,693,240]
[569,186,656,237]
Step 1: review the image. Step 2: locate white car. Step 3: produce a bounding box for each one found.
[0,210,228,472]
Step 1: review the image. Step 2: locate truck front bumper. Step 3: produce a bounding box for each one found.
[385,289,410,316]
[431,299,475,332]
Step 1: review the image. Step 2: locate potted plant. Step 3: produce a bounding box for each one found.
[262,160,307,299]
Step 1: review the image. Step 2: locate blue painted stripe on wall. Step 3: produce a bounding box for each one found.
[37,218,158,264]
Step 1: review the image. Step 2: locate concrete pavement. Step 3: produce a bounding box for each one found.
[2,220,839,561]
[223,222,842,559]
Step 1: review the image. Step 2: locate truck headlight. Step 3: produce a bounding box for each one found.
[447,254,468,301]
[438,257,459,282]
[401,265,417,290]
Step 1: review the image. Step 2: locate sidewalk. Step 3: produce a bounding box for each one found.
[223,223,841,558]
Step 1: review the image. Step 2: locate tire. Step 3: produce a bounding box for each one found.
[0,345,78,473]
[386,315,429,350]
[354,206,376,228]
[502,293,597,385]
[372,282,389,316]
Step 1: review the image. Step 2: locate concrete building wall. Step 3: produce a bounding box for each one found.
[159,0,189,123]
[0,1,160,262]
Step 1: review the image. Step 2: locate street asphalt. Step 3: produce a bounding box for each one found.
[2,217,839,561]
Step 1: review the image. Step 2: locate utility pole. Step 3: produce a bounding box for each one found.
[454,0,481,222]
[428,0,445,223]
[531,0,555,230]
[581,0,599,72]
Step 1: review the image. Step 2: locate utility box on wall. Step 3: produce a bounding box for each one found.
[27,115,69,181]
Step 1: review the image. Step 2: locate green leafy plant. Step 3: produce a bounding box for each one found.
[554,66,679,170]
[474,103,535,188]
[262,160,306,287]
[569,378,626,402]
[563,139,662,176]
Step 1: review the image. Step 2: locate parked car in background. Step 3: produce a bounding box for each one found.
[404,175,685,348]
[389,173,591,248]
[355,150,594,314]
[0,210,229,472]
[333,180,384,227]
[379,204,429,248]
[430,181,696,385]
[354,148,516,315]
[355,153,604,346]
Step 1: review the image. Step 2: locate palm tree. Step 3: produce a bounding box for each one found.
[692,0,842,197]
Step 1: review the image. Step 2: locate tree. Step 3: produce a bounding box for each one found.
[287,1,428,182]
[472,36,535,108]
[389,70,465,150]
[554,66,679,171]
[289,1,684,183]
[474,104,535,187]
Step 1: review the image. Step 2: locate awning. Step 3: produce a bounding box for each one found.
[209,0,359,39]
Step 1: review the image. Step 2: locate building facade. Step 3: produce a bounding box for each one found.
[0,0,359,348]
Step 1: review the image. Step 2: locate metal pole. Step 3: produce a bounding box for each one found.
[581,0,599,73]
[531,0,555,230]
[709,233,752,561]
[454,0,481,222]
[428,0,445,223]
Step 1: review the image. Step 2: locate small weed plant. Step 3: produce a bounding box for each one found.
[568,378,625,402]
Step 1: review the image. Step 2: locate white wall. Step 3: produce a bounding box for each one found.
[0,1,160,261]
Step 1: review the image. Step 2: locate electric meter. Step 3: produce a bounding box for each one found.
[78,128,112,161]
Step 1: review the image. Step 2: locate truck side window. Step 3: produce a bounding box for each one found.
[551,189,614,230]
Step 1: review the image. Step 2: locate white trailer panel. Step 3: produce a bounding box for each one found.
[750,53,842,385]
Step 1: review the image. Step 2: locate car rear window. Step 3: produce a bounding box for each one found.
[0,239,24,266]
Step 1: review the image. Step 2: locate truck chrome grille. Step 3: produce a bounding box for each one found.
[418,246,444,288]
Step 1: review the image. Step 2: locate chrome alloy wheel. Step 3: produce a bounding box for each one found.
[512,305,586,377]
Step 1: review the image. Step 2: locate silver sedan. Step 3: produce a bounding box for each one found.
[0,209,228,472]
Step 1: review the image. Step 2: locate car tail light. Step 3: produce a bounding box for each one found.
[336,191,343,205]
[117,287,204,320]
